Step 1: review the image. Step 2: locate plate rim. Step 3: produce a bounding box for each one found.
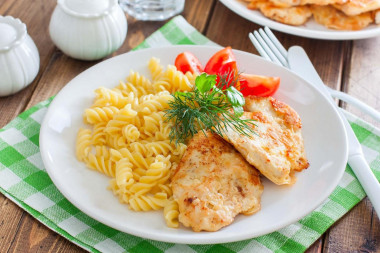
[219,0,380,40]
[40,45,348,244]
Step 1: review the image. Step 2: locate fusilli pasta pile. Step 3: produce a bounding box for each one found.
[76,58,195,228]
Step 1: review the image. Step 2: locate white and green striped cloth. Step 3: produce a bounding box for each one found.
[0,16,379,253]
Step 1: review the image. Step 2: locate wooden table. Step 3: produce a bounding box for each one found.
[1,0,379,252]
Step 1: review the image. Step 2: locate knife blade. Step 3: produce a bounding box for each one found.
[288,46,380,218]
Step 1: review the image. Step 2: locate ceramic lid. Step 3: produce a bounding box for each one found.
[58,0,118,18]
[0,16,27,52]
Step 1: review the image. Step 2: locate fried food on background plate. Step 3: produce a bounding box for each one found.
[247,0,313,25]
[171,132,263,232]
[334,0,380,16]
[221,96,309,186]
[268,0,347,8]
[312,5,374,30]
[267,0,303,8]
[242,0,379,30]
[374,8,380,23]
[301,0,347,5]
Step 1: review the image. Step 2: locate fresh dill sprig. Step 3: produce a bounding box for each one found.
[165,72,256,144]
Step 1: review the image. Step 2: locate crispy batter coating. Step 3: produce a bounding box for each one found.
[242,0,378,30]
[374,9,380,23]
[171,132,263,232]
[221,96,309,185]
[312,5,373,30]
[268,0,347,8]
[248,0,312,25]
[334,0,380,16]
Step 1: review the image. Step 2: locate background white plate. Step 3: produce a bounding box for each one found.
[220,0,380,40]
[40,45,348,244]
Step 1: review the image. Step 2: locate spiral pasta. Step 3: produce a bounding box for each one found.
[87,146,115,177]
[148,57,164,82]
[76,58,191,228]
[161,65,194,92]
[76,128,92,162]
[84,106,119,124]
[149,58,195,94]
[92,122,107,145]
[93,87,129,108]
[164,198,179,228]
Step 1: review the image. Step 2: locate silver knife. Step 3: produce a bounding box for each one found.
[288,46,380,218]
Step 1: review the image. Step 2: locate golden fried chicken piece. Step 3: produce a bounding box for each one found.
[334,0,380,16]
[248,0,312,25]
[302,0,347,5]
[221,96,309,185]
[268,0,347,8]
[267,0,302,8]
[171,132,263,232]
[312,5,373,30]
[374,8,380,24]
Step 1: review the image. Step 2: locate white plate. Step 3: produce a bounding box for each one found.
[220,0,380,40]
[40,45,348,244]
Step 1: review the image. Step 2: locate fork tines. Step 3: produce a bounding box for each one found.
[249,27,289,68]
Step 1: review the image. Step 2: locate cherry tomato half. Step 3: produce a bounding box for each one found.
[204,46,236,75]
[175,52,204,74]
[239,73,280,97]
[204,47,239,88]
[215,61,239,89]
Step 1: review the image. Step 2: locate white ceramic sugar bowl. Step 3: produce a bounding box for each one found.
[0,16,40,97]
[49,0,127,61]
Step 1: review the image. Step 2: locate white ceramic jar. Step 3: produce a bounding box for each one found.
[0,16,40,97]
[49,0,127,61]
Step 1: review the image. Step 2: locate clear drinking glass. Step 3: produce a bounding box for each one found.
[119,0,185,21]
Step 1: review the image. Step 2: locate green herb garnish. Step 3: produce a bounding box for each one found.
[165,72,256,144]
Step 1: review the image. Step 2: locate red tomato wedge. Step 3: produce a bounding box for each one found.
[215,61,240,89]
[204,47,239,88]
[239,73,280,97]
[204,46,236,75]
[175,52,204,74]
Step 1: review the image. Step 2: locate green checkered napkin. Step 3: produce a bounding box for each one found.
[0,15,379,253]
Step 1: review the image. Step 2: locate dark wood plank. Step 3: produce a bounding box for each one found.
[205,2,261,50]
[306,238,323,253]
[8,213,84,253]
[344,37,380,129]
[0,197,26,253]
[324,199,380,252]
[183,0,216,32]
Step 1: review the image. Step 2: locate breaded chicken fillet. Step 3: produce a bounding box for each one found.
[312,5,373,30]
[171,132,263,232]
[222,96,309,185]
[334,0,380,16]
[247,0,312,25]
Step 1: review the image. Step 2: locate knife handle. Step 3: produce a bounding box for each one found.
[348,154,380,218]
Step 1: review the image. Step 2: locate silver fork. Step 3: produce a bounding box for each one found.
[249,27,380,122]
[249,27,380,218]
